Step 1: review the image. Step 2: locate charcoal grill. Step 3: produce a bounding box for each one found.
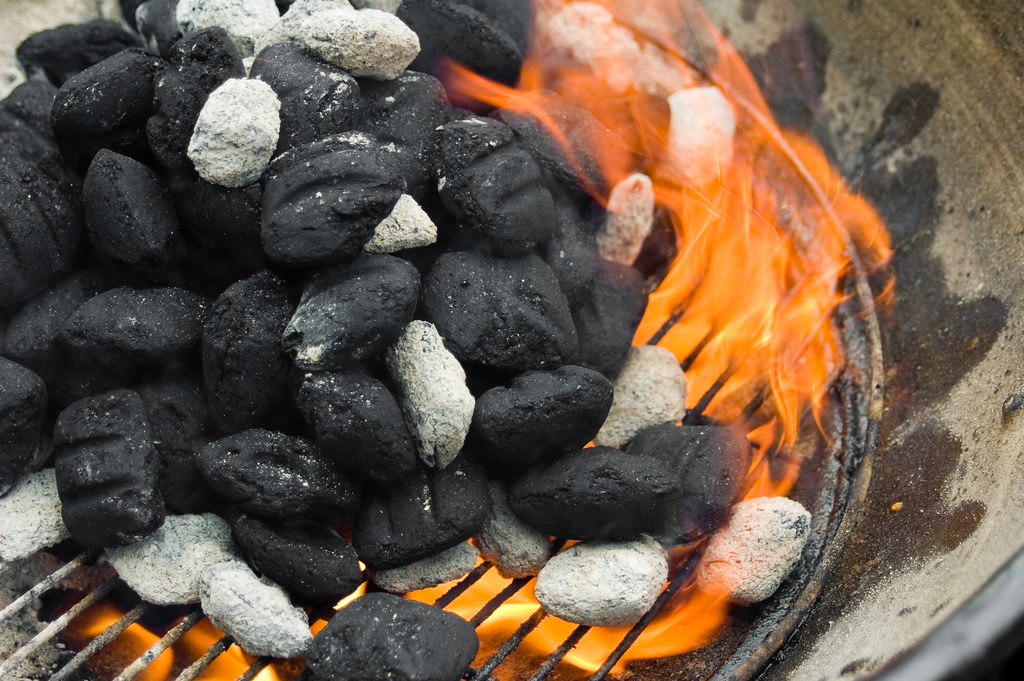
[5,0,1024,679]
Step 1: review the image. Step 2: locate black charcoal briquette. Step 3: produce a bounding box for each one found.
[571,259,648,380]
[53,389,166,548]
[0,359,48,495]
[16,20,141,86]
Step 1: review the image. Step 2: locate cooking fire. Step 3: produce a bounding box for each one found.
[0,0,891,679]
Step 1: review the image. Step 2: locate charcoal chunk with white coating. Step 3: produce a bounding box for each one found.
[0,469,70,561]
[136,0,183,57]
[61,287,210,375]
[200,561,312,657]
[469,365,612,470]
[296,7,421,80]
[474,481,551,578]
[434,117,553,255]
[105,513,240,604]
[353,454,489,569]
[296,371,417,482]
[305,592,478,681]
[203,270,292,432]
[594,345,687,448]
[696,496,811,604]
[364,194,438,253]
[597,173,656,266]
[50,48,166,169]
[261,132,405,268]
[0,150,83,308]
[370,541,478,592]
[385,320,474,469]
[0,359,48,495]
[282,254,419,370]
[627,423,752,545]
[138,375,219,514]
[509,447,677,540]
[231,511,363,604]
[187,78,281,188]
[571,259,648,380]
[15,20,141,87]
[358,71,450,199]
[534,536,668,626]
[197,429,359,522]
[82,150,179,280]
[398,0,522,84]
[147,27,246,169]
[53,389,166,548]
[0,369,43,485]
[249,43,361,155]
[423,251,578,372]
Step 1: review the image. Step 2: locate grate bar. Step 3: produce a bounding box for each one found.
[527,623,592,681]
[644,275,705,347]
[434,561,494,608]
[468,576,532,628]
[235,656,272,681]
[174,634,235,681]
[0,574,118,678]
[470,606,549,681]
[679,326,717,372]
[588,550,704,681]
[113,608,204,681]
[0,549,99,628]
[50,602,151,681]
[684,364,735,423]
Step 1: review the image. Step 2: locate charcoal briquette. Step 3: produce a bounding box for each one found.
[15,20,141,87]
[540,192,599,308]
[571,258,648,379]
[295,7,421,80]
[626,423,753,545]
[306,592,478,681]
[423,251,578,372]
[469,365,612,470]
[508,447,677,540]
[137,375,219,514]
[231,511,363,604]
[197,429,359,522]
[0,81,60,162]
[147,27,246,170]
[2,270,105,378]
[282,254,419,370]
[0,149,83,308]
[0,358,48,496]
[203,270,293,432]
[352,453,489,569]
[50,47,166,169]
[53,389,166,548]
[434,117,553,255]
[120,0,148,30]
[175,0,280,57]
[61,286,210,375]
[136,0,183,57]
[370,541,478,593]
[398,0,522,84]
[295,371,417,483]
[83,150,180,280]
[261,132,405,268]
[357,70,451,200]
[250,43,361,156]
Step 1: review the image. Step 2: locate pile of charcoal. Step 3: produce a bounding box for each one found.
[0,0,812,678]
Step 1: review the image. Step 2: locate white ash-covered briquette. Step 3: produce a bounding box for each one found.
[594,345,687,448]
[370,541,478,593]
[351,0,400,11]
[474,482,551,578]
[296,7,420,80]
[253,0,355,56]
[386,320,475,469]
[106,513,242,605]
[176,0,280,56]
[200,561,312,658]
[187,78,281,188]
[541,1,642,96]
[665,85,736,186]
[364,194,438,253]
[697,496,811,605]
[597,172,656,266]
[0,469,69,562]
[534,536,668,627]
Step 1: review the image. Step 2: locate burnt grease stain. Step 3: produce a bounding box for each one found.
[749,21,831,131]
